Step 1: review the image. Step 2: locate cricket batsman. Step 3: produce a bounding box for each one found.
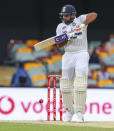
[56,4,97,122]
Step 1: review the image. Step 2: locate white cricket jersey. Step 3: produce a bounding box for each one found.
[56,15,88,52]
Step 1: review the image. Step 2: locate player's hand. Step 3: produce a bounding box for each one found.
[54,39,68,48]
[67,32,75,40]
[67,24,86,40]
[67,32,82,40]
[73,24,86,39]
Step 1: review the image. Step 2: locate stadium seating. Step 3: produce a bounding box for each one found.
[8,40,24,50]
[88,41,101,50]
[107,67,114,73]
[33,49,48,59]
[45,46,53,51]
[26,40,39,47]
[88,79,97,88]
[98,80,113,88]
[28,68,46,78]
[12,43,25,56]
[6,39,114,88]
[109,49,114,55]
[109,73,114,79]
[24,62,47,87]
[16,47,35,62]
[0,66,16,86]
[43,55,62,73]
[98,52,109,58]
[102,57,114,65]
[24,62,43,71]
[89,64,101,71]
[32,75,47,86]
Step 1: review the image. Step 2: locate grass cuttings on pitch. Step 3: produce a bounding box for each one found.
[0,121,114,131]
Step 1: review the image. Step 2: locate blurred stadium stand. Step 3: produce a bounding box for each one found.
[0,0,114,88]
[0,36,114,88]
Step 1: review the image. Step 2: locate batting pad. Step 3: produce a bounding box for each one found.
[60,78,74,113]
[74,76,87,114]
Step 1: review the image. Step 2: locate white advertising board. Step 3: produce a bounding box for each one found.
[0,88,114,121]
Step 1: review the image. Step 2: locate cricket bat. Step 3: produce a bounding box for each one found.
[34,34,68,51]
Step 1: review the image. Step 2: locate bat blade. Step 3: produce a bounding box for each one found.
[34,36,55,51]
[34,34,68,51]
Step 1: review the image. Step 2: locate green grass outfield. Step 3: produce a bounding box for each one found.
[0,121,114,131]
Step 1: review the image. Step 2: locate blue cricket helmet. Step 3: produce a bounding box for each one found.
[60,4,76,16]
[59,5,77,25]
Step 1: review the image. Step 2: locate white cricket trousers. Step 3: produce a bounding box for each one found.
[62,51,90,80]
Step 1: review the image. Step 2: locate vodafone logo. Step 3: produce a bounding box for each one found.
[0,96,15,115]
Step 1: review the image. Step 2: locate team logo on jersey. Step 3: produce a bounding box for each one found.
[62,26,66,30]
[72,22,76,26]
[62,7,66,12]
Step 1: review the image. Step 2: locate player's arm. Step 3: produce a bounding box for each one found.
[54,39,68,48]
[84,12,98,25]
[55,24,68,48]
[67,13,98,40]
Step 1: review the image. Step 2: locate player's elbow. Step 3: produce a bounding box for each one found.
[85,12,98,25]
[92,12,98,20]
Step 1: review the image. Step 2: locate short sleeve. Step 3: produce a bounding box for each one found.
[56,24,62,36]
[78,14,87,24]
